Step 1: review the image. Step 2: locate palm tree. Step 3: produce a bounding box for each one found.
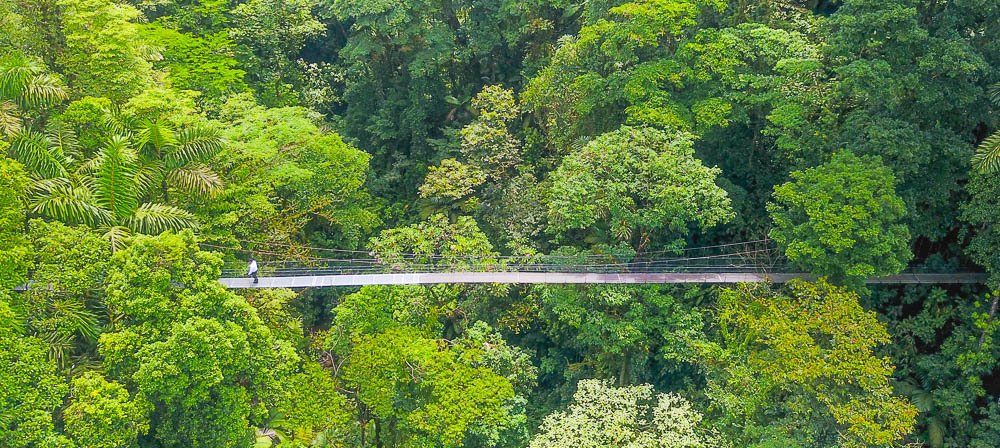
[30,135,201,250]
[1,51,223,249]
[0,52,67,134]
[135,118,225,201]
[972,83,1000,173]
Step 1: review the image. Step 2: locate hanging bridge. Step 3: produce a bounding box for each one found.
[207,239,988,289]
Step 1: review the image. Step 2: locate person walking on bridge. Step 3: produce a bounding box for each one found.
[247,257,259,284]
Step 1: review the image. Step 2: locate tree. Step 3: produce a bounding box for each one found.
[64,372,150,448]
[459,85,524,180]
[0,295,73,448]
[196,95,379,256]
[535,283,705,389]
[548,126,733,250]
[824,0,995,240]
[0,157,31,290]
[418,158,486,217]
[369,214,501,270]
[142,24,249,103]
[326,285,530,447]
[98,231,299,448]
[529,379,722,448]
[698,280,917,447]
[56,0,157,100]
[0,51,67,136]
[230,0,324,106]
[768,151,910,284]
[16,220,110,371]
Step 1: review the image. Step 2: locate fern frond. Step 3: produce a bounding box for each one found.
[30,177,110,227]
[93,135,140,220]
[169,125,224,166]
[167,162,223,196]
[8,129,66,178]
[125,203,198,235]
[972,131,1000,174]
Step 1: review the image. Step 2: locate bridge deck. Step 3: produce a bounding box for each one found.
[218,272,989,289]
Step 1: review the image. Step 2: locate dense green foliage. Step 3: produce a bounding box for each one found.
[1,0,999,447]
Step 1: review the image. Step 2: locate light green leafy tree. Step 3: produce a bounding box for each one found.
[197,94,378,256]
[548,126,733,250]
[143,24,249,102]
[697,280,917,447]
[56,0,157,100]
[64,372,150,448]
[529,379,723,448]
[327,285,531,447]
[768,151,911,285]
[98,231,299,448]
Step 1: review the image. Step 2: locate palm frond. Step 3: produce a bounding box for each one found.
[46,120,83,166]
[93,135,140,221]
[100,104,137,136]
[167,162,223,196]
[135,157,166,199]
[0,100,22,135]
[23,72,68,108]
[972,131,1000,174]
[48,298,101,342]
[0,52,66,109]
[136,118,176,160]
[30,177,110,227]
[8,129,66,178]
[101,225,133,253]
[75,153,103,176]
[43,331,74,370]
[0,52,37,100]
[988,83,1000,107]
[169,125,224,166]
[125,203,198,235]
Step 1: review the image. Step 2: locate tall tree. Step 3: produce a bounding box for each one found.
[98,231,299,448]
[768,151,911,285]
[548,126,733,251]
[56,0,157,100]
[529,379,723,448]
[698,280,917,447]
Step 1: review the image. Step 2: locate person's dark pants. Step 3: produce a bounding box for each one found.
[249,272,258,283]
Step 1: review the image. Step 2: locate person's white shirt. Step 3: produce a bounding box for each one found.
[247,260,258,275]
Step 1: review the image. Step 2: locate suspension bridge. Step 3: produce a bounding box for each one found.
[208,239,988,289]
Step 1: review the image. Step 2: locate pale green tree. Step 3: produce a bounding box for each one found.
[57,0,157,100]
[530,379,722,448]
[548,126,733,250]
[64,372,150,448]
